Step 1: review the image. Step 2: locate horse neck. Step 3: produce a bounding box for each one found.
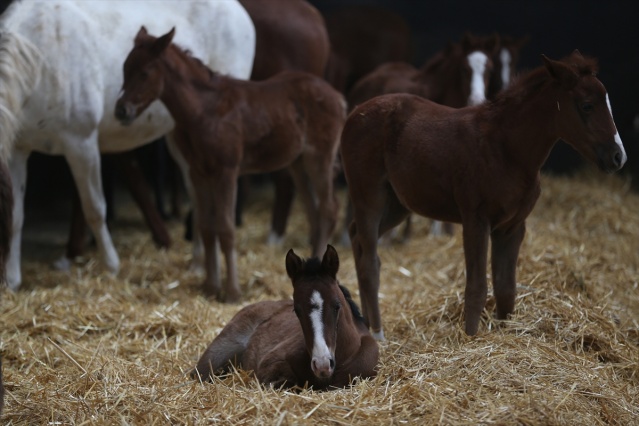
[482,76,563,176]
[417,51,465,106]
[0,31,43,160]
[157,48,220,124]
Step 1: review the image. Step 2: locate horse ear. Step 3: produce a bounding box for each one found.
[572,49,583,59]
[285,249,303,280]
[151,27,175,55]
[485,33,501,56]
[321,245,340,278]
[134,26,149,46]
[542,54,578,89]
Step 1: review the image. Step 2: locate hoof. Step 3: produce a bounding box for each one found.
[52,256,72,272]
[266,231,284,246]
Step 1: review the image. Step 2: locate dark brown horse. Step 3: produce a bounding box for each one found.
[115,27,344,301]
[340,51,627,338]
[192,245,378,389]
[487,34,529,98]
[0,159,12,286]
[347,32,498,111]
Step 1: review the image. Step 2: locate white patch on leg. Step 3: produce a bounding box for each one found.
[467,51,488,106]
[605,93,627,166]
[499,48,512,89]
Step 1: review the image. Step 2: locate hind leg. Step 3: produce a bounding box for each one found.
[350,182,408,341]
[490,222,525,320]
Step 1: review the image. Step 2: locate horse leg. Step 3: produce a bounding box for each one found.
[299,155,339,258]
[287,160,321,256]
[490,222,526,320]
[6,149,29,290]
[461,218,490,335]
[211,170,240,302]
[268,169,295,245]
[330,334,379,387]
[165,133,203,272]
[0,159,13,285]
[117,151,171,248]
[191,173,221,298]
[65,136,120,276]
[350,184,407,341]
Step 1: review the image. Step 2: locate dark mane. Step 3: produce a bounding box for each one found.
[484,52,599,119]
[169,43,218,82]
[338,284,366,324]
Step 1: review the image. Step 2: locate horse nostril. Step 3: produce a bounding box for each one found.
[613,151,622,168]
[115,104,126,119]
[329,358,335,370]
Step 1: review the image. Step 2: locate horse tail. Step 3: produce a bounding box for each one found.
[0,159,11,285]
[0,31,43,160]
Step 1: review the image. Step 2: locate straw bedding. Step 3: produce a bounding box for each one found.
[1,168,638,425]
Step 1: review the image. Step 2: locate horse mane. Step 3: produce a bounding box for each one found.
[294,257,367,325]
[0,31,43,161]
[484,52,599,120]
[167,43,221,87]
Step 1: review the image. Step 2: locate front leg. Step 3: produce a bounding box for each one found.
[191,172,221,299]
[211,169,240,302]
[330,335,379,388]
[491,222,526,320]
[461,218,490,336]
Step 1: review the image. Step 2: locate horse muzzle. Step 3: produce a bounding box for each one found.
[311,356,335,379]
[597,142,627,173]
[114,101,138,126]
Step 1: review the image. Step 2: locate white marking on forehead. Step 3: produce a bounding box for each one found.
[309,290,331,359]
[467,51,488,106]
[499,48,512,88]
[605,93,627,165]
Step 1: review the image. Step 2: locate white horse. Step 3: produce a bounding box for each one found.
[0,0,256,290]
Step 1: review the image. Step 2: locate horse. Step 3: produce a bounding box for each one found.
[0,0,255,290]
[323,5,412,95]
[340,51,627,339]
[115,27,344,301]
[191,245,379,390]
[343,32,499,240]
[487,34,529,99]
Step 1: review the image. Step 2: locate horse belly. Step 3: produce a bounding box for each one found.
[240,126,304,174]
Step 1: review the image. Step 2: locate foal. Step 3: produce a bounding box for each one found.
[192,245,379,390]
[116,27,344,301]
[341,51,626,338]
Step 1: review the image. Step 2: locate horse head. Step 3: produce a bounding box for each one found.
[115,26,175,125]
[286,245,342,380]
[543,51,626,173]
[460,32,498,106]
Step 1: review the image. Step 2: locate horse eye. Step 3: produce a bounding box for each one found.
[293,307,300,317]
[333,304,341,314]
[581,103,593,113]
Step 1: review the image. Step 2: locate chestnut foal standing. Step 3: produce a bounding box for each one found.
[341,51,626,339]
[116,27,344,301]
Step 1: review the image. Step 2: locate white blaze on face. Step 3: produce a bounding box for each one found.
[605,93,628,166]
[499,48,512,88]
[467,51,488,106]
[309,290,332,365]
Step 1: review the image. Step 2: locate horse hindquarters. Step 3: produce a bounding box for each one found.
[192,301,290,381]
